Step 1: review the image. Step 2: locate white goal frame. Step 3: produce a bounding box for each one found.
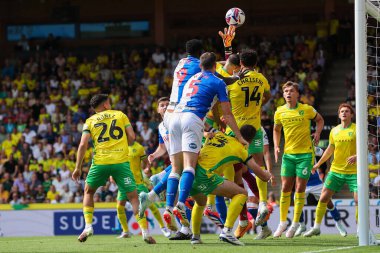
[357,0,380,246]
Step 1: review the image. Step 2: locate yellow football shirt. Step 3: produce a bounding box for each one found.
[329,123,356,174]
[197,132,248,177]
[128,142,147,185]
[83,110,131,165]
[274,103,317,154]
[226,69,270,132]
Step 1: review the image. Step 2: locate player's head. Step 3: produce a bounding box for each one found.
[282,81,299,103]
[200,52,217,72]
[338,103,354,122]
[240,125,257,144]
[239,49,258,68]
[157,97,169,117]
[90,94,111,111]
[186,39,203,58]
[225,54,241,75]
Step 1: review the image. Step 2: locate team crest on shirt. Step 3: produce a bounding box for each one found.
[189,143,197,149]
[299,110,304,116]
[348,132,353,136]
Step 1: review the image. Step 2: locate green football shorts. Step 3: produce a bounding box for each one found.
[324,171,358,192]
[117,183,148,201]
[86,162,136,195]
[281,153,313,179]
[228,127,263,154]
[190,165,224,196]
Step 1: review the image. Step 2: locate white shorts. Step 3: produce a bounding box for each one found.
[168,112,204,155]
[305,184,323,199]
[243,175,257,198]
[163,111,173,130]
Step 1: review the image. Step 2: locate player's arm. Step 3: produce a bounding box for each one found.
[218,25,236,60]
[72,132,90,182]
[148,143,167,164]
[211,101,225,130]
[220,101,248,146]
[313,144,334,173]
[262,90,271,106]
[273,123,282,163]
[263,142,275,186]
[245,156,271,182]
[125,126,135,146]
[312,113,324,146]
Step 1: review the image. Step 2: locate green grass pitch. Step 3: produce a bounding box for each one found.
[0,234,378,253]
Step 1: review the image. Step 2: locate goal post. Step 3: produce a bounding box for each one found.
[358,0,380,247]
[355,0,369,246]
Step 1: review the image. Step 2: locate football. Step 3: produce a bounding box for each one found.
[225,7,245,27]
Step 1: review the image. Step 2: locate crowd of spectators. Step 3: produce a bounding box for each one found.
[0,31,328,205]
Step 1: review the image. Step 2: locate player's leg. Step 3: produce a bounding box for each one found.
[135,182,171,238]
[115,197,132,239]
[211,179,247,246]
[139,165,172,216]
[191,193,207,244]
[233,163,252,238]
[286,153,312,238]
[274,154,296,238]
[304,172,343,237]
[78,164,108,242]
[250,129,268,220]
[295,186,312,237]
[113,163,156,244]
[327,199,347,237]
[174,113,204,227]
[78,183,97,242]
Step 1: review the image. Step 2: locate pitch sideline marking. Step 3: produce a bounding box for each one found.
[302,246,357,253]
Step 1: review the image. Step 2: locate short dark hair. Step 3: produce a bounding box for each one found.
[186,39,203,57]
[240,125,257,144]
[200,52,216,70]
[228,54,240,66]
[90,94,109,109]
[240,49,258,68]
[157,97,169,104]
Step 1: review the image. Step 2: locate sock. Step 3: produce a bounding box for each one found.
[242,170,259,197]
[355,206,358,223]
[149,203,165,228]
[186,206,192,221]
[299,210,304,223]
[256,166,268,202]
[116,204,129,233]
[225,193,247,228]
[280,191,291,222]
[148,191,159,202]
[247,202,258,220]
[328,206,341,222]
[166,172,180,208]
[238,184,248,221]
[216,195,227,223]
[207,195,216,210]
[293,192,305,223]
[152,168,170,196]
[191,203,204,235]
[135,214,148,231]
[178,167,195,203]
[315,201,328,226]
[83,206,94,226]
